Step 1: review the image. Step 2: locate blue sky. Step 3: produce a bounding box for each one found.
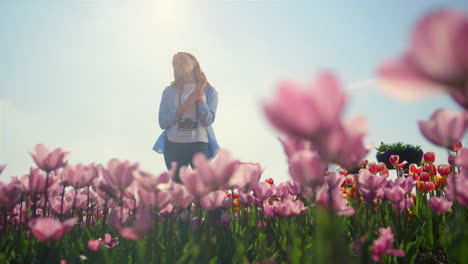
[1,0,467,183]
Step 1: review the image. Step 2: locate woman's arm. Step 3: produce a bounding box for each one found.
[198,87,218,127]
[158,87,178,130]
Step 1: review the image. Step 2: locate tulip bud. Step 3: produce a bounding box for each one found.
[377,162,386,172]
[389,155,399,166]
[425,182,436,192]
[448,153,457,166]
[423,152,435,164]
[368,162,379,174]
[450,141,462,152]
[437,165,452,177]
[416,181,426,192]
[420,172,430,181]
[434,175,444,188]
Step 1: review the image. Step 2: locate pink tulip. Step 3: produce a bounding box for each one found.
[263,71,346,139]
[30,144,70,172]
[419,108,468,149]
[171,183,194,209]
[103,233,119,248]
[61,164,98,189]
[456,148,468,169]
[253,182,274,200]
[378,9,468,109]
[229,162,263,192]
[357,170,387,202]
[372,227,405,262]
[99,159,138,191]
[29,217,77,243]
[179,166,210,198]
[278,136,315,159]
[24,168,58,194]
[0,178,21,210]
[192,149,240,190]
[199,190,228,211]
[286,180,302,196]
[444,171,468,206]
[392,197,414,211]
[315,116,370,169]
[384,185,406,204]
[220,213,232,226]
[272,198,307,217]
[110,207,153,240]
[428,196,453,214]
[88,239,102,251]
[288,150,327,186]
[316,183,355,216]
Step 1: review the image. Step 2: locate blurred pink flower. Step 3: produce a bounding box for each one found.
[229,162,263,192]
[273,198,307,217]
[109,207,153,241]
[372,227,405,262]
[418,108,468,149]
[444,171,468,206]
[315,116,370,169]
[288,150,327,186]
[192,149,240,190]
[23,168,58,194]
[199,190,228,211]
[29,217,77,243]
[30,144,70,172]
[384,185,406,204]
[391,197,414,211]
[428,196,453,214]
[99,159,138,191]
[61,163,98,189]
[88,239,101,251]
[171,183,194,209]
[316,173,355,216]
[357,170,387,202]
[378,9,468,109]
[0,178,21,210]
[253,182,274,200]
[179,166,210,198]
[278,136,315,159]
[263,71,346,139]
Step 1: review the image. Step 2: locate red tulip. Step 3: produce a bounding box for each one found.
[437,164,452,177]
[423,152,435,164]
[368,162,379,175]
[420,172,430,182]
[450,141,462,152]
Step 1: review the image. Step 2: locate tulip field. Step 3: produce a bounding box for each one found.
[1,7,468,264]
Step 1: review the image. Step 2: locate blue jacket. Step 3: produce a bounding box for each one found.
[153,84,220,158]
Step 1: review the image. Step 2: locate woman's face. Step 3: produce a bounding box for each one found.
[173,54,195,78]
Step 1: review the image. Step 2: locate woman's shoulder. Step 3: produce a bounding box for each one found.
[206,84,217,95]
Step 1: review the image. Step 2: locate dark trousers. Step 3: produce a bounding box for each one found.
[163,136,210,183]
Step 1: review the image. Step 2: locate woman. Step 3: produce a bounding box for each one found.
[153,51,219,183]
